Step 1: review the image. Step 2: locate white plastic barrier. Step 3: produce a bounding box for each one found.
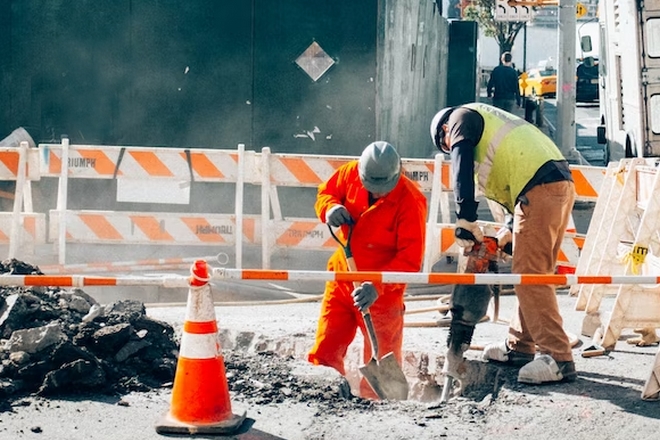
[37,141,605,271]
[0,136,45,258]
[572,158,660,350]
[39,142,257,265]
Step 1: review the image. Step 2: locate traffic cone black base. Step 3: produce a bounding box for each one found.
[155,411,246,435]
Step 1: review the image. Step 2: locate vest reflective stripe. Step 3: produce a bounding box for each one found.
[464,103,565,212]
[476,117,528,195]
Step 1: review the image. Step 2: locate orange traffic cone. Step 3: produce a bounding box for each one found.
[156,260,246,435]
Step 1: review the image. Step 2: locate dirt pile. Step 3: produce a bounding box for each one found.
[223,351,372,412]
[0,259,179,405]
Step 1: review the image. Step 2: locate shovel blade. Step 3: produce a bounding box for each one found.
[359,352,409,401]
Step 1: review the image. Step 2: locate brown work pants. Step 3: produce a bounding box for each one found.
[508,180,576,362]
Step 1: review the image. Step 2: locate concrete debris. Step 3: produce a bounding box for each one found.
[7,322,66,354]
[0,257,502,418]
[0,258,179,401]
[224,351,366,410]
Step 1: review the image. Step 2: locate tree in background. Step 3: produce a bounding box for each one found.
[462,0,525,57]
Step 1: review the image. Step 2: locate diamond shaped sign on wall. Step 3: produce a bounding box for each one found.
[295,41,335,82]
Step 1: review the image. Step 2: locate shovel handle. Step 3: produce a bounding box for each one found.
[362,311,380,360]
[328,223,378,358]
[328,224,360,288]
[328,223,354,260]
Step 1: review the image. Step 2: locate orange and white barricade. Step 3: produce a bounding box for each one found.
[36,140,603,274]
[260,148,452,270]
[572,158,660,350]
[0,128,45,259]
[39,141,257,265]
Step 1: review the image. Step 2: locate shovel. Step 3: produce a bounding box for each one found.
[328,224,409,401]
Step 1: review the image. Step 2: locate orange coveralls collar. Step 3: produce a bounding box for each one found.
[308,159,427,399]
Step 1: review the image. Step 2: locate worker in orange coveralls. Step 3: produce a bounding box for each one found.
[307,141,428,399]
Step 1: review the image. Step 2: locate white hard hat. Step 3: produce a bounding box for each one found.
[358,141,402,195]
[430,107,455,153]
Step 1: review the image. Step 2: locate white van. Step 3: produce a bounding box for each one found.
[596,0,660,162]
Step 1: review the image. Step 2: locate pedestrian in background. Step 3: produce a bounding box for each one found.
[487,52,521,113]
[308,141,427,399]
[429,103,577,385]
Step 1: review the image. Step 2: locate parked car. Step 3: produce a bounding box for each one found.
[518,59,600,102]
[519,67,557,97]
[576,57,599,102]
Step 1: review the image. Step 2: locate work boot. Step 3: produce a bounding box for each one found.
[338,377,353,399]
[482,340,535,367]
[517,355,577,384]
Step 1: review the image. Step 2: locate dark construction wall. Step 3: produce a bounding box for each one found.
[253,1,378,156]
[378,1,448,159]
[0,0,379,156]
[0,1,449,159]
[446,20,478,107]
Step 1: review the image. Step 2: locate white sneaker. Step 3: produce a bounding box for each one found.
[518,355,577,384]
[482,340,535,366]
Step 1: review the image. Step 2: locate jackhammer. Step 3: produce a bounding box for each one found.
[440,227,510,402]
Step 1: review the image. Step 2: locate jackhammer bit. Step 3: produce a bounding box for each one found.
[440,228,501,402]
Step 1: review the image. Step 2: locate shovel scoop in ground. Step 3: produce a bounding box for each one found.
[359,312,409,401]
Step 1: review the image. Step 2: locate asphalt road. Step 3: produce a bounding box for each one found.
[2,293,660,440]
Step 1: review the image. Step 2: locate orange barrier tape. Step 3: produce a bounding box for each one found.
[0,270,654,287]
[212,269,660,287]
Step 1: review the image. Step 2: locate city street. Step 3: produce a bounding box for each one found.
[540,98,604,166]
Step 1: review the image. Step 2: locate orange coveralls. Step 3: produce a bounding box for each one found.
[307,161,427,398]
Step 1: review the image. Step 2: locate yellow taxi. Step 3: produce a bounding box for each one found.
[519,67,557,98]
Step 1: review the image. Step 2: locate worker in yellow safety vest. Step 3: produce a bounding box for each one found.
[430,103,577,385]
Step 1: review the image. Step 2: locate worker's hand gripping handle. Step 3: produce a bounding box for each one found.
[455,227,476,242]
[458,227,513,256]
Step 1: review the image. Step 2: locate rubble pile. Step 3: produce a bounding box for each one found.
[0,259,179,403]
[224,351,361,410]
[0,259,355,413]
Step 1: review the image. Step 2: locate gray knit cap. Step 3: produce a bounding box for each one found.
[358,141,402,194]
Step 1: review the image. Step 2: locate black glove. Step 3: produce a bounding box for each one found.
[326,205,353,227]
[352,282,378,312]
[454,219,484,252]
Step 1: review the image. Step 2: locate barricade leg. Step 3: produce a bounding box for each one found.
[642,345,660,400]
[571,162,620,299]
[581,159,645,337]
